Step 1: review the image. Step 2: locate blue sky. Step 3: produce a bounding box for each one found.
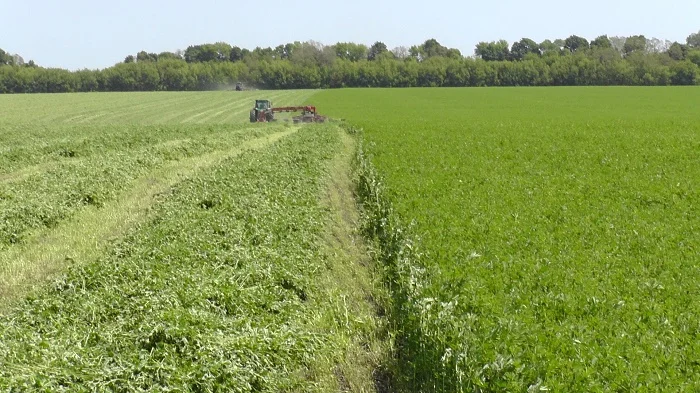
[1,0,698,70]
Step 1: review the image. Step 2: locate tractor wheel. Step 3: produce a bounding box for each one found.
[250,110,256,123]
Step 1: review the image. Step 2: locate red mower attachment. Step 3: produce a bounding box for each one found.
[250,100,327,123]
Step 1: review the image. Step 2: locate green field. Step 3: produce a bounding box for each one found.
[315,87,700,391]
[1,87,698,392]
[0,92,384,391]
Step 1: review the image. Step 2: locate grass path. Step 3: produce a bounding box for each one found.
[314,127,389,392]
[0,127,298,308]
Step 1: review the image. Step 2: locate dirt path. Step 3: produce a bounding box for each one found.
[0,128,298,308]
[316,126,390,393]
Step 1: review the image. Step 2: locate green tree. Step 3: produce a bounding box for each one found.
[445,59,470,86]
[0,48,14,65]
[273,45,288,60]
[138,62,161,90]
[229,46,243,62]
[75,69,99,91]
[688,50,700,66]
[158,59,195,90]
[184,45,204,62]
[103,62,140,91]
[421,38,449,58]
[367,42,388,61]
[212,42,232,61]
[124,55,135,63]
[185,43,230,62]
[446,48,462,59]
[333,42,367,62]
[408,45,423,60]
[670,60,699,85]
[252,46,275,62]
[564,35,589,52]
[623,35,647,55]
[510,38,540,60]
[687,30,700,48]
[539,39,560,54]
[591,35,612,49]
[136,51,158,62]
[667,42,687,61]
[157,52,182,61]
[417,57,447,86]
[475,40,510,61]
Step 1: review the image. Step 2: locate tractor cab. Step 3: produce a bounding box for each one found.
[255,100,272,110]
[250,99,275,122]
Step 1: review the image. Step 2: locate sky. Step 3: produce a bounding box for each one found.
[1,0,698,70]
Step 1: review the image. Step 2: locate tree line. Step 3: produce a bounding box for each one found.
[1,32,699,93]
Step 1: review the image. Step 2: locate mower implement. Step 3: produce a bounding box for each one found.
[249,99,327,123]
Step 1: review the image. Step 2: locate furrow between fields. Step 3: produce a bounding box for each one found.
[315,126,389,392]
[0,127,299,307]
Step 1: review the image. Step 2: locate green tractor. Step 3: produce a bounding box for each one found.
[249,99,275,122]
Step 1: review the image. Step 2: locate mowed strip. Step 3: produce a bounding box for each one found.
[0,127,298,307]
[0,90,321,125]
[0,125,366,391]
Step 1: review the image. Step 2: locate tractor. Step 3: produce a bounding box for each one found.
[249,99,326,123]
[250,100,275,122]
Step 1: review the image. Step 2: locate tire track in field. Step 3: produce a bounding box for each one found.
[123,94,207,122]
[54,93,192,124]
[0,127,299,308]
[52,95,167,124]
[152,94,237,124]
[120,93,220,123]
[93,93,201,124]
[79,98,174,123]
[188,99,255,124]
[179,100,236,123]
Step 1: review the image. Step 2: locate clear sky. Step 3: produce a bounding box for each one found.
[1,0,698,70]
